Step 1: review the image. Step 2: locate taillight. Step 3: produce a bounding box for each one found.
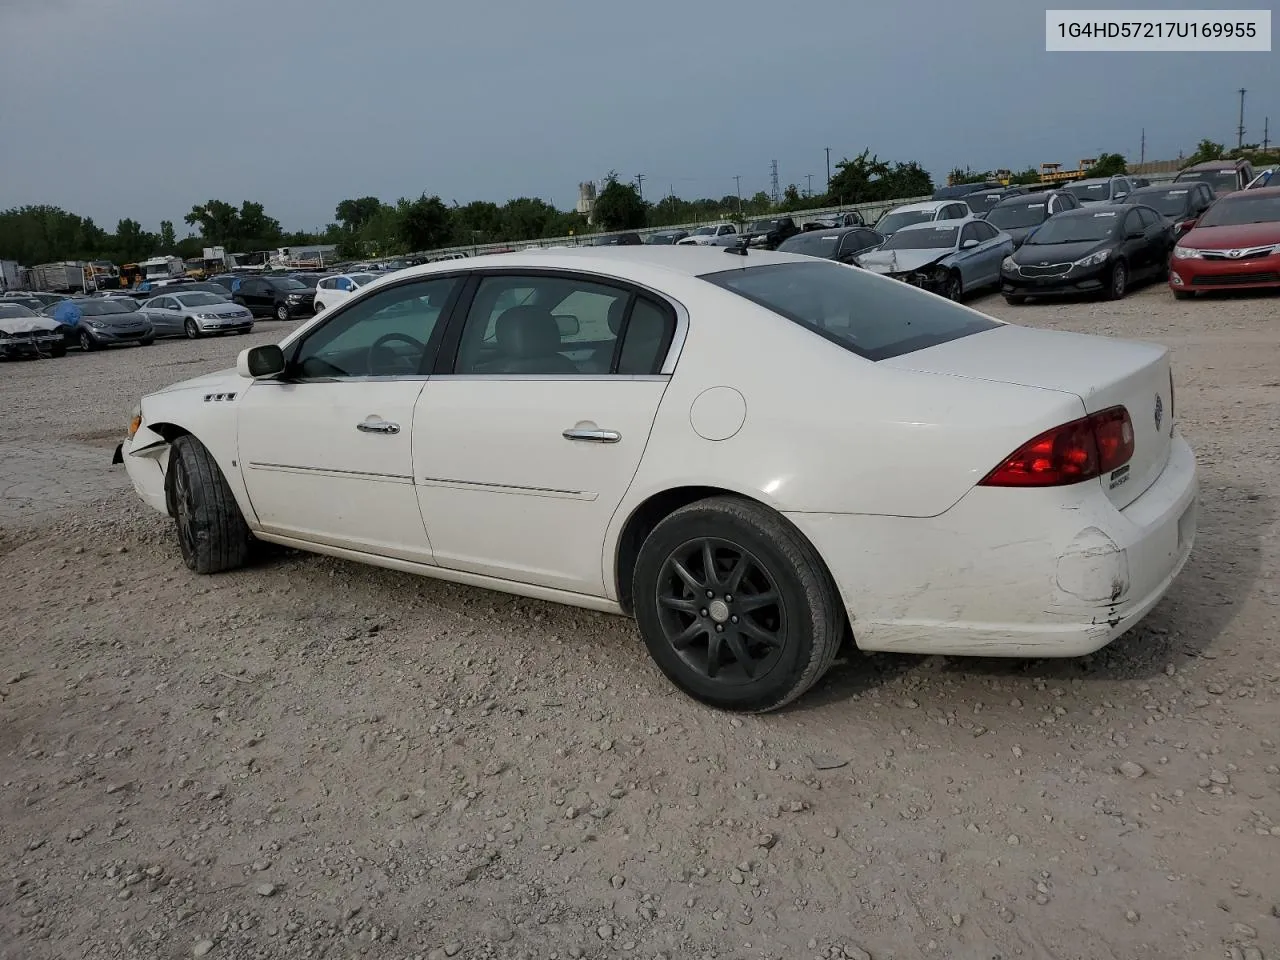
[979,406,1134,487]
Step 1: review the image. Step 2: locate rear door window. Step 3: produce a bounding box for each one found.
[702,260,999,362]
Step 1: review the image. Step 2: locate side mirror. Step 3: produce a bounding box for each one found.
[961,239,980,249]
[237,344,285,379]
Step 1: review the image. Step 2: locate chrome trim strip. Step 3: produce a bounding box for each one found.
[420,476,596,501]
[246,462,413,483]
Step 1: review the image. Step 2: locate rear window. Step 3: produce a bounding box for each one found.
[702,260,999,362]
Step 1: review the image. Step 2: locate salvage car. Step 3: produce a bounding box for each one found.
[41,297,155,350]
[112,247,1197,712]
[741,217,799,250]
[0,302,66,359]
[1062,175,1137,205]
[1173,159,1254,198]
[984,190,1082,249]
[138,291,255,338]
[1001,203,1175,304]
[1168,186,1280,298]
[873,199,972,238]
[313,272,379,312]
[1126,182,1216,242]
[677,224,739,246]
[853,217,1013,300]
[233,275,316,319]
[776,227,884,263]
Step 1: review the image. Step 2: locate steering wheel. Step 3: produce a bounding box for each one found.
[367,332,425,376]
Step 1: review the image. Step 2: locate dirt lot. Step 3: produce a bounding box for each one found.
[1,287,1278,960]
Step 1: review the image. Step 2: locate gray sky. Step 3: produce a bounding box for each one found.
[1,0,1275,232]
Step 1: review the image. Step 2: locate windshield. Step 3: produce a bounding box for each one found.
[874,209,935,234]
[749,220,782,232]
[1196,194,1280,227]
[290,275,319,287]
[175,293,225,306]
[777,233,841,256]
[702,260,999,362]
[987,201,1049,229]
[77,299,136,316]
[645,233,679,244]
[1025,211,1119,244]
[882,225,958,250]
[1064,182,1111,202]
[692,226,716,236]
[1178,169,1238,191]
[971,192,1006,212]
[0,304,37,319]
[268,278,307,290]
[1129,190,1191,217]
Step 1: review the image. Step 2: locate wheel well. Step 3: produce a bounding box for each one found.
[150,423,190,516]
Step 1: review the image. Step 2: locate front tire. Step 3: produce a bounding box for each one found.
[943,271,963,301]
[275,304,289,321]
[78,330,96,352]
[184,318,201,339]
[167,435,254,574]
[139,337,154,347]
[314,301,325,313]
[1105,260,1128,300]
[1003,293,1027,305]
[50,344,67,358]
[632,496,845,712]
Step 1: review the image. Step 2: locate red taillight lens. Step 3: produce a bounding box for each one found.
[979,406,1134,488]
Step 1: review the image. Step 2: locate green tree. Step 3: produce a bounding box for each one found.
[501,197,561,240]
[1182,139,1225,168]
[1008,166,1043,185]
[397,194,451,251]
[158,220,177,252]
[334,196,383,233]
[184,199,241,247]
[947,167,991,185]
[593,173,647,230]
[113,218,154,262]
[1085,153,1128,177]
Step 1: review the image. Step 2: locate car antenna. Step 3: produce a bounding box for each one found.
[724,243,748,256]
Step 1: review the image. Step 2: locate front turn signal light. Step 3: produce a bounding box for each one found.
[128,414,142,439]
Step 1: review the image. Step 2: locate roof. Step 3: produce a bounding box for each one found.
[886,200,953,213]
[1055,202,1133,216]
[1182,159,1246,170]
[1064,177,1120,187]
[1217,185,1280,200]
[368,245,806,285]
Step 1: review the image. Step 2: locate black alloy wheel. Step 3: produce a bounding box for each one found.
[655,538,787,685]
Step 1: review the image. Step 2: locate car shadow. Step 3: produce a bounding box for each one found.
[792,480,1266,710]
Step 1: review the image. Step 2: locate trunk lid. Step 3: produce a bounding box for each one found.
[883,324,1174,509]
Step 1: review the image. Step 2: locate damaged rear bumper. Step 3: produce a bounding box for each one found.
[784,432,1198,657]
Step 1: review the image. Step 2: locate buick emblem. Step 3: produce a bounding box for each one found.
[1154,393,1163,430]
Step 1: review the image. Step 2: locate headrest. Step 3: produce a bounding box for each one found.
[495,305,562,357]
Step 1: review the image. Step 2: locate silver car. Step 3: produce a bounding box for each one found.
[139,291,254,339]
[853,216,1014,300]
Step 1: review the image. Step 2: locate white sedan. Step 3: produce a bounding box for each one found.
[312,272,379,313]
[113,247,1198,712]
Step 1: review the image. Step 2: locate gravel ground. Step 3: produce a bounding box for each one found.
[1,287,1278,960]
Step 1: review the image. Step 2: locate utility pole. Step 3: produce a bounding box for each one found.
[1140,128,1145,164]
[1263,117,1270,151]
[805,173,814,196]
[635,174,645,200]
[1237,88,1246,149]
[769,160,780,205]
[825,147,831,191]
[733,175,742,217]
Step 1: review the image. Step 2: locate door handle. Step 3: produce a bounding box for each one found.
[357,419,400,435]
[563,428,620,443]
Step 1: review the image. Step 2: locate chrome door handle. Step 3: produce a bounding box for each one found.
[563,428,620,443]
[357,419,400,435]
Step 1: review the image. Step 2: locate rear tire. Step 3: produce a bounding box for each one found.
[50,344,67,358]
[1003,294,1027,305]
[167,435,254,575]
[632,496,845,713]
[139,338,154,347]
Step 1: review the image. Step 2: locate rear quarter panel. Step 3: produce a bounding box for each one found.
[611,280,1086,524]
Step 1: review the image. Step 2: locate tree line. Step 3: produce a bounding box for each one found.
[6,140,1271,267]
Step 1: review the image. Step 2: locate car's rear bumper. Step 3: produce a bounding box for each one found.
[787,431,1198,657]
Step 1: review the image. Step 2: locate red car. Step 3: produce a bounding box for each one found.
[1169,187,1280,299]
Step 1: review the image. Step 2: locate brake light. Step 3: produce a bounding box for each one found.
[979,406,1134,487]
